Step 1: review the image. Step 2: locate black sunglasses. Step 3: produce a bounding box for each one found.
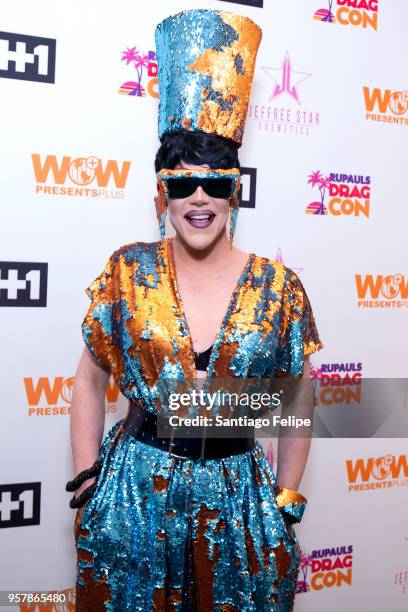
[165,177,235,199]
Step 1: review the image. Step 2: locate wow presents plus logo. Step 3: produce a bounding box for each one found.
[346,454,408,492]
[297,545,353,593]
[32,154,131,199]
[311,362,363,406]
[355,274,408,308]
[305,170,371,217]
[248,51,320,136]
[19,586,75,611]
[119,47,158,98]
[363,86,408,126]
[314,1,378,31]
[24,376,119,416]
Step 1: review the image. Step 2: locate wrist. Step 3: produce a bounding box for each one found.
[273,483,307,524]
[69,481,98,509]
[66,458,102,493]
[74,476,97,498]
[66,459,102,510]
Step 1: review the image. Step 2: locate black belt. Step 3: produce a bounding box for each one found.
[123,402,256,460]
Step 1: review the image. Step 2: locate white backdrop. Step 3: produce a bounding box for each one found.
[1,0,407,610]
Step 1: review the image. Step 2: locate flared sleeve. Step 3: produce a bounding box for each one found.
[275,268,324,377]
[81,253,118,373]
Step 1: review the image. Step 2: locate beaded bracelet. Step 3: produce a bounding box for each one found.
[65,459,102,493]
[69,482,98,509]
[274,484,308,524]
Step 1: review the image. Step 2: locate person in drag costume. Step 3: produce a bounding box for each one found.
[67,8,324,611]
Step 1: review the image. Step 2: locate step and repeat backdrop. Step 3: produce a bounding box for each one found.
[1,0,407,610]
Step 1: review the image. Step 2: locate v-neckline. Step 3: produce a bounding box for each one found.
[165,236,255,380]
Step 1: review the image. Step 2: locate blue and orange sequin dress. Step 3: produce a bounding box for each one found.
[74,237,323,611]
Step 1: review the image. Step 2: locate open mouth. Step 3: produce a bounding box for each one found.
[184,210,216,228]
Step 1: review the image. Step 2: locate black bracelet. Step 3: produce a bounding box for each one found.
[69,482,98,509]
[65,459,102,493]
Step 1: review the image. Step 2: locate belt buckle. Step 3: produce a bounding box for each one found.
[168,426,189,460]
[167,425,207,461]
[169,449,189,460]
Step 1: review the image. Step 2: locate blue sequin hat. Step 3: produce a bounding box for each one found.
[155,8,262,146]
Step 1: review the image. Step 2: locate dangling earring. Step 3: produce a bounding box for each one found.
[229,200,239,245]
[154,182,168,242]
[158,210,167,242]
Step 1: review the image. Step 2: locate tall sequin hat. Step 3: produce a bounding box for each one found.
[155,8,262,146]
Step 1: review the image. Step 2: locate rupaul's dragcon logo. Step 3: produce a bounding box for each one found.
[118,46,158,98]
[23,376,119,416]
[355,274,408,308]
[313,1,379,31]
[346,454,408,491]
[310,362,363,406]
[297,545,353,593]
[248,51,320,136]
[305,171,371,218]
[31,154,131,199]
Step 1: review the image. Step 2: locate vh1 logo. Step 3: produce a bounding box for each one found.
[0,262,48,307]
[239,167,257,209]
[0,32,56,83]
[0,483,41,528]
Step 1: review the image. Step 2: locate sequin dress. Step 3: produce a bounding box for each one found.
[74,237,323,611]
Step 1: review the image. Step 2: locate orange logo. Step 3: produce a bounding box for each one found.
[363,87,408,125]
[24,376,120,415]
[355,274,408,308]
[32,154,131,198]
[346,454,408,492]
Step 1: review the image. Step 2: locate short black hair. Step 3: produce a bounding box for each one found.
[154,130,240,173]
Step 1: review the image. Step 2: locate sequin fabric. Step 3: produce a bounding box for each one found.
[155,9,262,145]
[75,238,323,611]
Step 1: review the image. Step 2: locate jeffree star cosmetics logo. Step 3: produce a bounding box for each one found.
[262,52,311,104]
[274,248,304,275]
[248,51,320,136]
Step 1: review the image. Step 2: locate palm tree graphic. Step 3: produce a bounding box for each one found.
[310,364,323,407]
[323,0,335,22]
[306,170,330,215]
[121,47,151,96]
[297,551,313,593]
[314,1,336,23]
